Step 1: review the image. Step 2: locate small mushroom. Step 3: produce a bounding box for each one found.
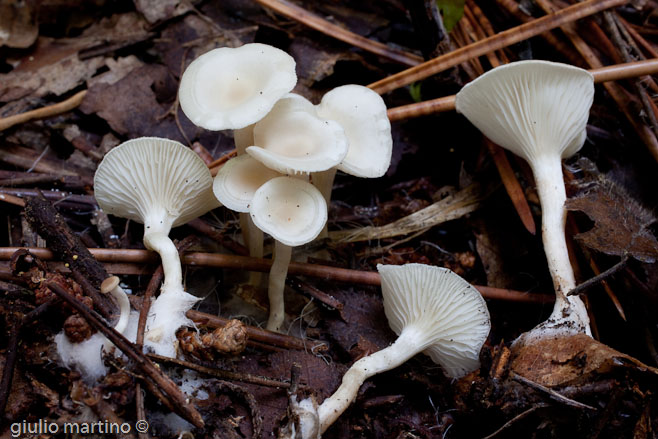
[55,275,136,382]
[246,95,348,175]
[100,275,131,336]
[178,43,297,131]
[249,176,327,332]
[282,263,490,437]
[312,84,392,237]
[94,137,219,356]
[455,60,594,343]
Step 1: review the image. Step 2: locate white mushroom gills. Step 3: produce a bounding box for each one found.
[178,43,297,131]
[249,176,327,332]
[291,263,490,437]
[455,60,594,342]
[94,137,219,356]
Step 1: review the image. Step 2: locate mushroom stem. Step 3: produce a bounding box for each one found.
[530,155,590,336]
[143,225,182,293]
[266,240,292,332]
[317,326,421,433]
[107,284,131,335]
[240,213,264,285]
[311,168,337,239]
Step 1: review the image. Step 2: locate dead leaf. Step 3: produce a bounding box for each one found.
[0,38,104,102]
[133,0,191,24]
[510,334,658,387]
[0,0,38,48]
[80,64,184,140]
[566,171,658,263]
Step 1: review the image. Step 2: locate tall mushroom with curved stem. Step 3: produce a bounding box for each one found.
[280,263,490,438]
[179,43,297,271]
[94,137,219,356]
[455,60,594,344]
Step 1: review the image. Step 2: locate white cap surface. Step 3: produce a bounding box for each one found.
[377,263,490,378]
[250,176,327,246]
[317,85,392,178]
[94,137,218,228]
[247,96,348,174]
[213,154,281,213]
[455,60,594,162]
[179,43,297,131]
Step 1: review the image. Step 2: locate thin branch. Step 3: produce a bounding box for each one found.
[386,58,658,122]
[254,0,423,66]
[0,90,87,132]
[0,247,555,304]
[46,282,205,429]
[368,0,627,94]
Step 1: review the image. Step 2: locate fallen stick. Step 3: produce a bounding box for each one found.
[0,247,554,304]
[386,58,658,122]
[254,0,423,67]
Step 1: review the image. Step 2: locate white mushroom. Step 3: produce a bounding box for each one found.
[283,263,490,437]
[100,275,131,336]
[178,43,297,131]
[312,84,392,237]
[246,95,348,175]
[455,60,594,343]
[249,176,327,332]
[94,137,219,356]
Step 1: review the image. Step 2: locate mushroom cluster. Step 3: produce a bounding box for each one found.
[179,43,393,333]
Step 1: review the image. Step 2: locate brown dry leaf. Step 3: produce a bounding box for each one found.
[0,0,38,48]
[510,334,658,387]
[566,174,658,263]
[0,38,104,102]
[133,0,191,24]
[80,64,183,140]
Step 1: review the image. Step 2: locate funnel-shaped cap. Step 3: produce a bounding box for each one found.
[179,43,297,130]
[377,263,490,378]
[250,176,327,246]
[94,137,218,228]
[317,85,392,178]
[455,60,594,162]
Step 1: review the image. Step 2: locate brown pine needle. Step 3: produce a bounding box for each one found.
[368,0,627,95]
[0,247,553,304]
[0,90,87,132]
[254,0,423,66]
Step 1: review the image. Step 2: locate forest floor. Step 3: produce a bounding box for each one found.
[1,0,658,438]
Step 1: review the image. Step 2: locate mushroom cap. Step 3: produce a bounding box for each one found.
[316,85,392,178]
[94,137,219,228]
[213,154,281,213]
[247,96,348,174]
[100,276,120,294]
[455,60,594,162]
[250,176,327,246]
[179,43,297,131]
[377,263,491,378]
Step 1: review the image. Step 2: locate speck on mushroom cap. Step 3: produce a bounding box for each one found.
[377,263,491,378]
[316,84,392,178]
[250,176,327,247]
[246,95,348,174]
[179,43,297,131]
[455,60,594,162]
[213,154,281,213]
[94,137,218,228]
